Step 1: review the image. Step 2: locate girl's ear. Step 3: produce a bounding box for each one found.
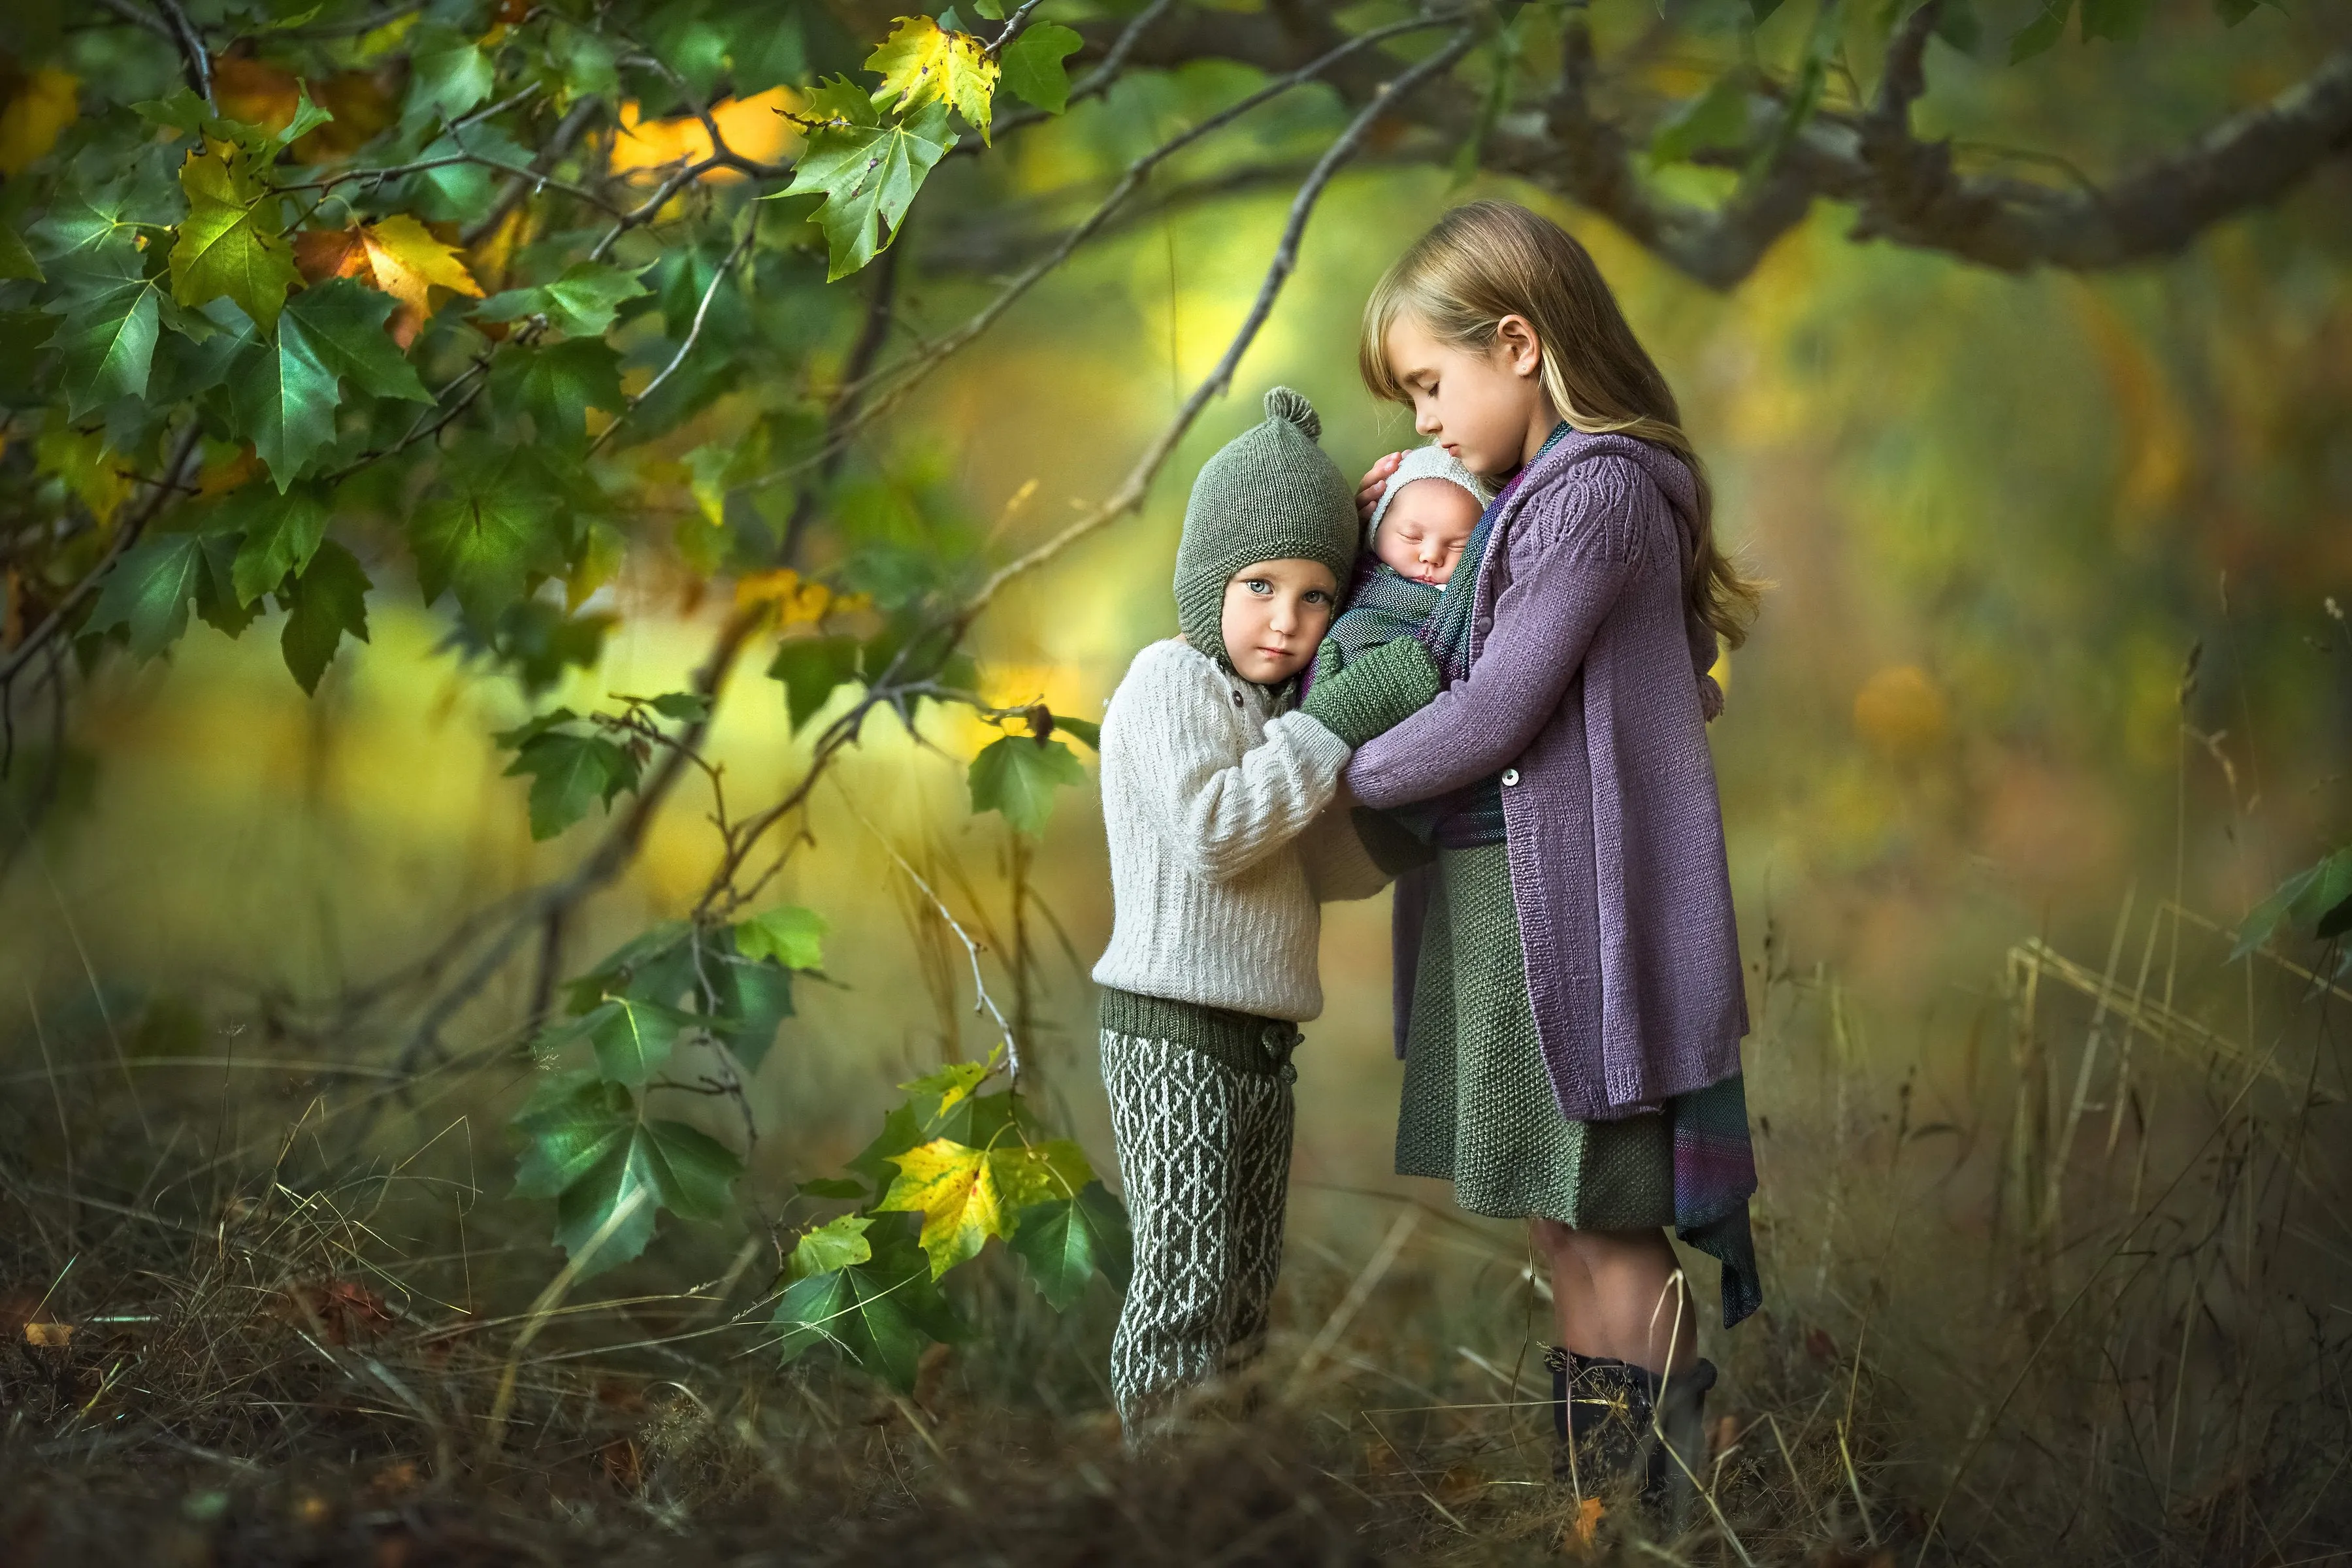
[1494,314,1544,379]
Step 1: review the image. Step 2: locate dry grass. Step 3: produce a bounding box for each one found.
[1,898,2347,1567]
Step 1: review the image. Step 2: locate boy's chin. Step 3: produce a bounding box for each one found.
[1233,654,1309,685]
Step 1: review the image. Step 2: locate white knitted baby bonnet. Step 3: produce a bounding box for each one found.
[1365,444,1493,545]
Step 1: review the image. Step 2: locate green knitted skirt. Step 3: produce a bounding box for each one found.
[1396,841,1676,1227]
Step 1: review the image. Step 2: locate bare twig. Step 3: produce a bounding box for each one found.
[760,11,1465,498]
[840,792,1023,1079]
[150,0,214,112]
[587,228,753,454]
[959,29,1478,620]
[462,93,604,247]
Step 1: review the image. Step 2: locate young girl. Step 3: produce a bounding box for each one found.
[1092,387,1442,1436]
[1345,202,1764,1509]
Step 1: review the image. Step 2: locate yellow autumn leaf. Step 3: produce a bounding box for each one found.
[735,568,833,626]
[364,215,483,314]
[0,67,78,176]
[877,1136,1006,1277]
[24,1321,75,1348]
[867,16,999,143]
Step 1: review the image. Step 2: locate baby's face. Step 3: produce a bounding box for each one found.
[1373,478,1482,587]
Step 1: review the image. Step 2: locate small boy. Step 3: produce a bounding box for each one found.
[1092,387,1440,1433]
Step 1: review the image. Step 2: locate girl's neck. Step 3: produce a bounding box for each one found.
[1517,397,1563,469]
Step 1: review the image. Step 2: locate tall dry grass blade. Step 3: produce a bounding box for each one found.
[481,1184,652,1452]
[1291,1207,1417,1394]
[2050,885,2136,1232]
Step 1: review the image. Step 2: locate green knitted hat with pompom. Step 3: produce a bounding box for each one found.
[1173,386,1359,668]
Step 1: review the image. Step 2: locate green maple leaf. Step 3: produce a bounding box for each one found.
[504,728,640,840]
[169,144,297,335]
[54,280,159,417]
[410,455,566,626]
[899,1061,989,1123]
[228,323,339,489]
[988,1137,1094,1214]
[536,995,698,1084]
[968,734,1086,837]
[491,338,623,450]
[86,531,208,659]
[0,222,42,282]
[284,278,431,402]
[218,482,331,605]
[733,905,826,970]
[510,1074,742,1277]
[1000,21,1083,114]
[771,1217,963,1389]
[779,99,956,280]
[767,634,861,731]
[276,538,370,694]
[788,1213,874,1281]
[404,24,495,128]
[476,260,649,337]
[707,937,795,1072]
[1008,1181,1132,1309]
[191,532,257,640]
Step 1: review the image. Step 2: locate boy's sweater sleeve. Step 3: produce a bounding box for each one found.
[1299,807,1390,903]
[1111,642,1352,885]
[1344,460,1639,810]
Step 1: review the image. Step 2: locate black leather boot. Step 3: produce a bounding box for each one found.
[1636,1358,1718,1527]
[1543,1348,1650,1488]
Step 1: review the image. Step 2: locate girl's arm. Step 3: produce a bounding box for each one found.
[1111,642,1351,884]
[1343,460,1642,809]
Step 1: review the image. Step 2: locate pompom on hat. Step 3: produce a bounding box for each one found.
[1365,444,1492,546]
[1172,386,1358,670]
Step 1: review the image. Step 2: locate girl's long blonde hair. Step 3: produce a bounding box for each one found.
[1360,200,1763,648]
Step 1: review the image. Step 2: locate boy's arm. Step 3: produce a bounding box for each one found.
[1111,644,1351,884]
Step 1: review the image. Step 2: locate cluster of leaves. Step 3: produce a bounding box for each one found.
[772,1057,1131,1390]
[4,0,1114,1392]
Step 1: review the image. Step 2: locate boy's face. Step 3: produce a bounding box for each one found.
[1373,477,1482,586]
[1219,558,1339,685]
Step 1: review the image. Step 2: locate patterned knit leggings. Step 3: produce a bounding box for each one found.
[1100,1030,1296,1431]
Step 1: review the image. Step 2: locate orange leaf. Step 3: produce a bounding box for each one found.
[212,56,301,134]
[293,226,370,285]
[24,1321,74,1347]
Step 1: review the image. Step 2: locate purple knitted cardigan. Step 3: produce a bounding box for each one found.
[1345,429,1748,1120]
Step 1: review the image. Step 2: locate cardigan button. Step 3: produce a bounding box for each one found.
[1500,767,1521,787]
[1232,690,1244,707]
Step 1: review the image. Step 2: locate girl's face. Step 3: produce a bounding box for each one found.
[1383,310,1555,478]
[1218,558,1338,685]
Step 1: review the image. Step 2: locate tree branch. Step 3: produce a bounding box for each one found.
[1113,3,2352,287]
[960,27,1479,620]
[150,0,214,112]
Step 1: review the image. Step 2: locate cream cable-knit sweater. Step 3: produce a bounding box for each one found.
[1091,639,1386,1022]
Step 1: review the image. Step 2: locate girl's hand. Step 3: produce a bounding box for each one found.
[1355,452,1405,523]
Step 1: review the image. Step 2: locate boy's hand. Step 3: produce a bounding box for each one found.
[1355,452,1404,524]
[1299,636,1441,749]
